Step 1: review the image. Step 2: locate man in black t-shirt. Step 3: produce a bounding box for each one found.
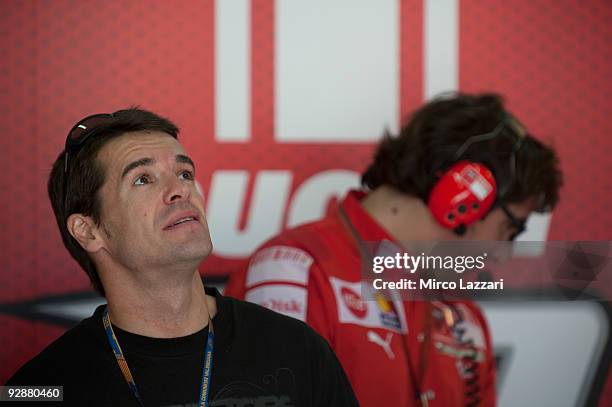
[6,108,358,407]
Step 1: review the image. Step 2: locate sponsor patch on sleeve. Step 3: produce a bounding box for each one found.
[329,277,407,333]
[246,246,313,288]
[245,284,307,321]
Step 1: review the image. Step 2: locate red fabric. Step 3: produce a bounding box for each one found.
[226,191,496,406]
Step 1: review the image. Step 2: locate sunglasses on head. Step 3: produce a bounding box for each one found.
[63,112,124,172]
[62,112,119,220]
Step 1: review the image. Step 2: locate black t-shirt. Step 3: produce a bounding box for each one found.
[6,287,358,407]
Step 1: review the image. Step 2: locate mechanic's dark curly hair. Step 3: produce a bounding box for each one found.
[362,93,562,212]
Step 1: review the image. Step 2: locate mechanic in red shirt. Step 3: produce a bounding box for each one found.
[226,93,563,406]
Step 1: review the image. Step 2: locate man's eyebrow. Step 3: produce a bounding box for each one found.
[176,154,195,170]
[121,158,154,179]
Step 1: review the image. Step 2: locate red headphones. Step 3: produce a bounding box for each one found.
[428,161,497,234]
[427,113,526,234]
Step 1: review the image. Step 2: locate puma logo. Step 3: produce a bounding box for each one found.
[367,330,395,359]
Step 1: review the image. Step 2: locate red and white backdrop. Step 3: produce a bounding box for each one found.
[1,1,610,405]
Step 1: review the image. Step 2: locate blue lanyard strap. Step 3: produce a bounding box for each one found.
[199,324,214,407]
[102,306,214,407]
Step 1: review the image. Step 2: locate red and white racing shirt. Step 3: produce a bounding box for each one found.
[226,190,496,406]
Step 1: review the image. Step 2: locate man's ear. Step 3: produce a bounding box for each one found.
[66,214,106,253]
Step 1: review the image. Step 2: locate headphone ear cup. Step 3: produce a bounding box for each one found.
[428,161,497,231]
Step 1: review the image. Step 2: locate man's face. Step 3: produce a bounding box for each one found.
[93,131,212,272]
[465,199,534,241]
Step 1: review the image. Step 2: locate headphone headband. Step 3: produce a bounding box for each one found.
[427,112,528,234]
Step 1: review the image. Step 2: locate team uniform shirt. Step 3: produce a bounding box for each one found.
[6,287,358,407]
[225,191,497,406]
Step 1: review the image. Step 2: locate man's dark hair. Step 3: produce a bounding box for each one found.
[362,92,562,212]
[48,108,179,296]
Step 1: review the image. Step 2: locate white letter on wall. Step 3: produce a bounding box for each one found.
[215,0,250,141]
[207,170,292,257]
[287,170,360,227]
[276,0,398,141]
[424,0,458,99]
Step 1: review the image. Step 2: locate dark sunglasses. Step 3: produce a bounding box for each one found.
[501,204,527,241]
[62,112,119,219]
[64,113,116,172]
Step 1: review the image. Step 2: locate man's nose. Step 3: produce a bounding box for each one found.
[164,176,191,204]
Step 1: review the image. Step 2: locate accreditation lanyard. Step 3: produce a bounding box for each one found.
[102,306,214,407]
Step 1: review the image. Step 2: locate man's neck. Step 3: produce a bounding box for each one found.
[361,185,455,241]
[103,271,216,338]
